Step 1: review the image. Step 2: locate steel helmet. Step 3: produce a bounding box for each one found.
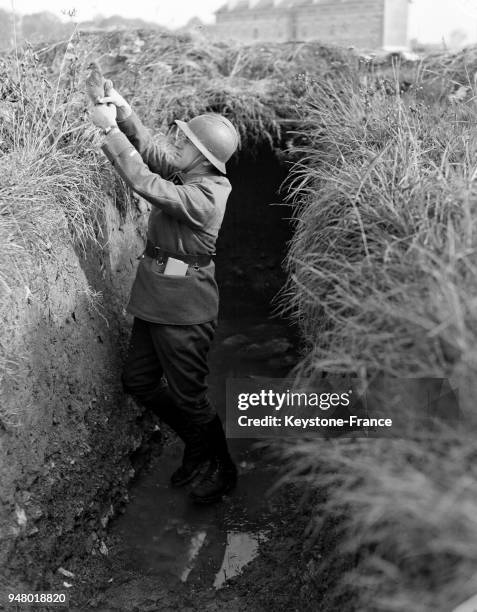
[174,114,239,174]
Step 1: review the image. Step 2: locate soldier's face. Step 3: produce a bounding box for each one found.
[173,133,204,170]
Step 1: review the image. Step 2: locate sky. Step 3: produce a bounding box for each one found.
[1,0,477,44]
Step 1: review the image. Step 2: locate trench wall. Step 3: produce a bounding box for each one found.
[0,193,152,586]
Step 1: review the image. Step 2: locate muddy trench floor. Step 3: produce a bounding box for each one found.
[22,311,327,612]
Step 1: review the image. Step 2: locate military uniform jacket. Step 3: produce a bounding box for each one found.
[101,111,232,325]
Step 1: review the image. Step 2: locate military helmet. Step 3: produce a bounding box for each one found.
[174,114,239,174]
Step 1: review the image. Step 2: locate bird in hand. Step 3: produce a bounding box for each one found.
[86,61,106,105]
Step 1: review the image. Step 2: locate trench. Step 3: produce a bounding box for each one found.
[59,146,299,609]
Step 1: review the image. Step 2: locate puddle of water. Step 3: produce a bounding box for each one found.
[213,530,269,589]
[180,530,207,582]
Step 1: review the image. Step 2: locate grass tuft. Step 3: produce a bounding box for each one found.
[275,47,477,612]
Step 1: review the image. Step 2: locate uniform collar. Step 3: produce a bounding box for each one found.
[171,163,218,184]
[184,157,211,175]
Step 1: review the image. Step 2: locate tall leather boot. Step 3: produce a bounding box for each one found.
[190,415,237,504]
[145,385,210,487]
[169,420,210,487]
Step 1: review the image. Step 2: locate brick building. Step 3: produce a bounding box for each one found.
[210,0,409,50]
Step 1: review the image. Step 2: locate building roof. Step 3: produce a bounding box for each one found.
[250,0,274,9]
[215,0,313,12]
[222,0,249,11]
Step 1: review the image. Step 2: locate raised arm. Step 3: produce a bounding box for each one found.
[101,132,229,230]
[117,111,176,178]
[99,82,175,178]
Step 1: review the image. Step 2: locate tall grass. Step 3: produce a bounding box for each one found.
[0,39,113,415]
[284,74,477,408]
[276,432,477,612]
[0,40,107,260]
[34,30,356,153]
[275,56,477,611]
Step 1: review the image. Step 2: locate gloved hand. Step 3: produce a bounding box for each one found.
[90,103,117,130]
[98,80,132,121]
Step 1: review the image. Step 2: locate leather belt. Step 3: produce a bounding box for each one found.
[144,240,213,267]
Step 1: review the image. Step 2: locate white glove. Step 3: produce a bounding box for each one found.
[90,104,117,130]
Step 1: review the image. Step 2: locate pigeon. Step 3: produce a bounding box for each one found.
[86,61,106,105]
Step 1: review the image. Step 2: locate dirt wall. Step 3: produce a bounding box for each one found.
[0,194,153,587]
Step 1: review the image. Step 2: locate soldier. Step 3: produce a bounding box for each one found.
[90,84,239,504]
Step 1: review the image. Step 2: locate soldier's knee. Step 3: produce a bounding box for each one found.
[121,370,164,402]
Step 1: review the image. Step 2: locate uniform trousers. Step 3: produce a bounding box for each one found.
[122,317,217,425]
